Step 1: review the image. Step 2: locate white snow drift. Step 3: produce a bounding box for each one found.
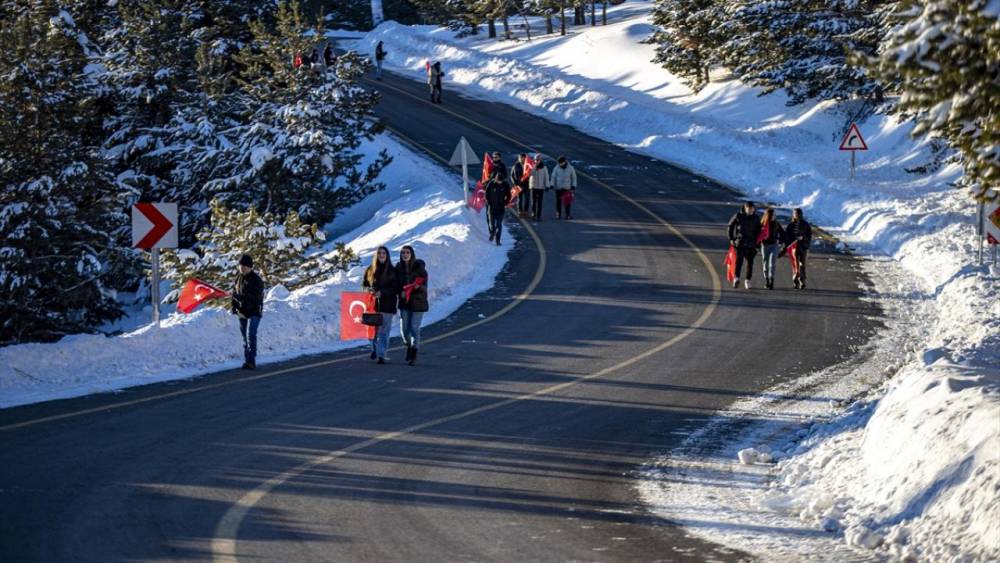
[359,2,999,560]
[0,134,510,409]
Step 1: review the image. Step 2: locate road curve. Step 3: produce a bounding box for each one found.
[0,68,879,562]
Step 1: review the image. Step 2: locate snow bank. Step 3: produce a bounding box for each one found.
[357,3,999,560]
[0,134,509,409]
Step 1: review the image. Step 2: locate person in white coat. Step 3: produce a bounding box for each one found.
[527,154,550,222]
[550,155,577,219]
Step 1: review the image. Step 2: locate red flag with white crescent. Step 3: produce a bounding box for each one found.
[724,245,737,284]
[521,155,535,182]
[787,241,800,276]
[340,291,376,340]
[177,279,229,314]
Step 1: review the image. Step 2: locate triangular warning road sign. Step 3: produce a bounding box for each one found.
[839,123,868,151]
[449,136,481,166]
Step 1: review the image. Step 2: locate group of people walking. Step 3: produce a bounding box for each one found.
[727,201,813,290]
[482,151,578,244]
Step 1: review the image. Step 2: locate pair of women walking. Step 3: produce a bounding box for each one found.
[362,245,429,365]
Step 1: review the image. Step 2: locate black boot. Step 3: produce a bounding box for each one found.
[405,344,413,362]
[408,348,418,366]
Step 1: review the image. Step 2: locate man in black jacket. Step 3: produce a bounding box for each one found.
[484,169,512,246]
[232,254,265,369]
[783,208,813,289]
[727,202,762,289]
[510,153,531,216]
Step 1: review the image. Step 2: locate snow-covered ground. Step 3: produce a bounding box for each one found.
[0,134,509,409]
[358,3,999,560]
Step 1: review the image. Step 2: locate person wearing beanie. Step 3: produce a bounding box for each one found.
[395,245,429,366]
[231,254,265,369]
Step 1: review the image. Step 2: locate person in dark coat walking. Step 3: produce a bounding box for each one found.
[428,61,445,103]
[231,254,265,369]
[727,201,762,289]
[484,168,513,246]
[362,246,401,363]
[374,40,386,79]
[782,207,813,289]
[324,42,337,68]
[511,153,531,216]
[758,207,784,290]
[396,245,428,366]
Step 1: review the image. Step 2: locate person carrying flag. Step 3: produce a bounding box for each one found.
[727,201,761,289]
[757,207,784,290]
[550,155,577,219]
[231,254,265,370]
[783,208,813,289]
[396,245,428,366]
[484,168,513,245]
[511,153,532,217]
[528,153,550,222]
[363,246,401,364]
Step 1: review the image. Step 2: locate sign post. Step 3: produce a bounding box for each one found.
[132,203,179,327]
[449,136,480,194]
[839,123,868,180]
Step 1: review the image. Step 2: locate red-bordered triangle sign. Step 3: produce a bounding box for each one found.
[839,123,868,151]
[132,202,178,250]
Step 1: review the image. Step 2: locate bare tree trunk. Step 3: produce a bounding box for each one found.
[488,18,496,38]
[590,1,596,25]
[560,6,566,35]
[574,5,584,25]
[502,15,511,39]
[521,12,532,40]
[546,12,553,34]
[602,1,606,24]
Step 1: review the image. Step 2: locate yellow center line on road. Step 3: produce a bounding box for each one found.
[210,74,722,562]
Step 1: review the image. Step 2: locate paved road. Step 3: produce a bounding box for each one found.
[0,68,879,562]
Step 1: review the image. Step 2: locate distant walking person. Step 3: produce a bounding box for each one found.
[374,41,386,80]
[429,61,445,103]
[231,254,265,370]
[727,201,761,289]
[324,42,337,67]
[484,168,513,245]
[528,153,550,221]
[757,207,784,290]
[550,155,577,219]
[511,153,531,216]
[783,208,813,289]
[363,246,401,364]
[396,245,428,366]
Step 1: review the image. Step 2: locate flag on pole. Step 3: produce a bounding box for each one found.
[521,155,535,182]
[340,291,376,340]
[507,186,522,208]
[477,152,494,189]
[724,246,737,284]
[177,279,229,314]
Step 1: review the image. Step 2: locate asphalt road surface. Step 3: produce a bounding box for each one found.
[0,67,879,562]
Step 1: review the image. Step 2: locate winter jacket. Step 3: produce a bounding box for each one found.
[324,45,336,66]
[528,163,550,190]
[759,219,784,246]
[510,161,530,188]
[375,43,386,61]
[484,178,512,210]
[363,263,401,314]
[550,163,577,190]
[396,258,429,313]
[429,65,444,87]
[783,219,813,249]
[727,210,761,249]
[232,271,265,319]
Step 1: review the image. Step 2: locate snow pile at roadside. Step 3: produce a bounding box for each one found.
[359,3,999,560]
[0,134,508,409]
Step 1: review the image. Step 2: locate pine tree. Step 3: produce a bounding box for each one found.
[160,199,360,303]
[720,0,893,105]
[646,0,725,91]
[206,0,391,226]
[0,0,130,343]
[865,1,1000,199]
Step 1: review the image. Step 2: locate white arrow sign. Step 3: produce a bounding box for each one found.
[132,202,178,250]
[449,136,480,194]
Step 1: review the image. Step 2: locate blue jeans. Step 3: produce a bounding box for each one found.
[375,59,382,78]
[761,244,778,281]
[239,316,261,365]
[371,314,393,359]
[399,310,424,348]
[487,206,505,241]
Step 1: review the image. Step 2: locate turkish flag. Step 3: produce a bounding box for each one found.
[507,185,522,208]
[521,155,535,182]
[723,245,737,284]
[479,152,494,187]
[468,187,486,212]
[177,279,229,314]
[787,241,800,276]
[340,291,376,341]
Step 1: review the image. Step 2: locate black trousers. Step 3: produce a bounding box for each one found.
[531,189,545,219]
[735,246,756,280]
[794,246,808,282]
